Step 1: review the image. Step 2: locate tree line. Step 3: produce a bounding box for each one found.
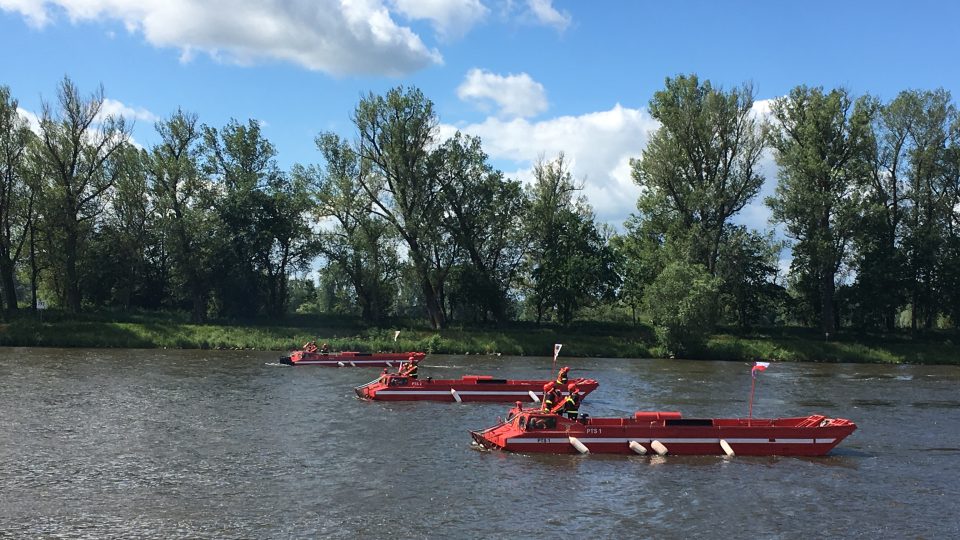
[1,75,958,351]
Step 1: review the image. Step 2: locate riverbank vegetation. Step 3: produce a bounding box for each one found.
[1,310,957,365]
[1,75,958,361]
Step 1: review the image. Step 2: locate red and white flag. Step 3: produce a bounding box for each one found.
[553,344,563,362]
[752,361,770,378]
[393,331,401,342]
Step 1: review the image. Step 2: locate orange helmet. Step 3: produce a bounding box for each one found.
[543,382,555,392]
[567,383,578,392]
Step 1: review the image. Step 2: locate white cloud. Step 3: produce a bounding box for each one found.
[99,98,157,123]
[1,0,444,76]
[441,103,659,225]
[456,68,548,119]
[16,107,42,134]
[0,0,48,26]
[390,0,488,39]
[525,0,570,31]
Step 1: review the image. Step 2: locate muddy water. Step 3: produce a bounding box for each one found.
[1,348,958,538]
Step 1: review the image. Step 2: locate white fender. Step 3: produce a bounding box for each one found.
[569,436,590,454]
[337,361,345,367]
[450,388,462,403]
[349,361,356,367]
[629,440,647,455]
[386,361,392,368]
[651,440,668,456]
[720,439,735,457]
[529,391,540,403]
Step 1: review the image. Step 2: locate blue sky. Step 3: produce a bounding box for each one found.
[2,0,958,232]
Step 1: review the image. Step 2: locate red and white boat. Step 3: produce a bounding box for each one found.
[355,374,599,403]
[279,350,426,367]
[470,405,857,456]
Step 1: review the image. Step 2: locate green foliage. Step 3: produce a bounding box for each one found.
[643,261,721,355]
[523,154,619,323]
[767,86,875,333]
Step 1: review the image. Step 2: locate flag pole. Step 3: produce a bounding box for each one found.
[748,375,756,426]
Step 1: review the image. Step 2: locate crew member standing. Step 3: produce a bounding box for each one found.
[402,357,419,379]
[541,382,562,412]
[552,383,582,420]
[555,366,570,386]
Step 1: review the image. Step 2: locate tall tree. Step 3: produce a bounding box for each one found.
[351,86,450,328]
[0,86,36,313]
[34,77,130,312]
[150,110,214,321]
[310,133,400,323]
[203,118,317,317]
[434,132,527,323]
[767,86,875,333]
[632,74,766,274]
[524,154,619,323]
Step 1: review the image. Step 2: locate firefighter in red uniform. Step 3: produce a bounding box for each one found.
[551,383,582,420]
[541,382,562,412]
[401,356,419,379]
[555,366,570,386]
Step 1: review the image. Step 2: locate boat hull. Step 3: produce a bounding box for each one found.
[356,376,599,402]
[279,351,425,367]
[471,409,857,456]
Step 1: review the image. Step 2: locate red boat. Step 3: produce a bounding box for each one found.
[355,374,599,403]
[470,405,857,456]
[279,350,426,367]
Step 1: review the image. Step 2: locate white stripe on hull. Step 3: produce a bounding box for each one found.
[375,390,539,396]
[506,437,835,445]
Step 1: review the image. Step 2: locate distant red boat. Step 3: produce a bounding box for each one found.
[279,350,426,367]
[355,374,599,403]
[470,405,857,456]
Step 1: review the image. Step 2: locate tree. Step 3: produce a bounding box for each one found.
[34,77,130,312]
[434,132,527,323]
[351,86,450,328]
[203,118,318,317]
[632,74,766,274]
[643,260,721,355]
[524,154,619,324]
[767,86,875,334]
[714,225,785,327]
[310,133,400,322]
[0,85,36,313]
[150,109,215,321]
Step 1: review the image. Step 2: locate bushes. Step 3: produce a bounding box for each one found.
[643,261,721,356]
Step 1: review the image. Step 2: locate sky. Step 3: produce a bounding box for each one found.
[2,0,959,234]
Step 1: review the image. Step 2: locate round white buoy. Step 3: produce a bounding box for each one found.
[450,388,462,403]
[720,439,735,457]
[337,361,345,367]
[569,436,590,454]
[651,440,668,456]
[528,391,540,403]
[629,441,647,455]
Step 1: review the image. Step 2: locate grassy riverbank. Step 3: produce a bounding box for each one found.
[0,311,957,364]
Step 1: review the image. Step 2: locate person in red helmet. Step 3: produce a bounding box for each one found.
[401,357,419,379]
[551,383,582,419]
[541,382,562,412]
[555,366,570,386]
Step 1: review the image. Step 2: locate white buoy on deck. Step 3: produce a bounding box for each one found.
[629,441,647,455]
[528,391,540,403]
[450,388,462,403]
[337,361,345,367]
[569,436,590,454]
[720,439,735,457]
[651,440,668,456]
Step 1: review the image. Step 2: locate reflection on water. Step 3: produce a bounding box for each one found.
[1,348,959,538]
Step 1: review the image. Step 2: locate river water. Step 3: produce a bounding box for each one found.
[1,347,958,538]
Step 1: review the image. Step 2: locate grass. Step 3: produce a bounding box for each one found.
[1,310,957,365]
